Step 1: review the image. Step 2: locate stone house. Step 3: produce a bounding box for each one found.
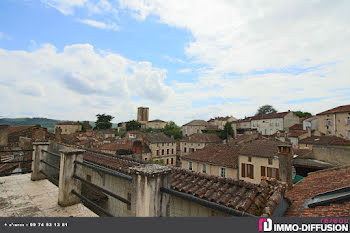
[126,131,142,139]
[250,111,300,136]
[316,104,350,139]
[179,133,222,157]
[302,116,318,131]
[181,120,216,136]
[207,116,237,130]
[143,132,177,166]
[181,144,240,179]
[145,119,167,129]
[238,140,293,185]
[54,122,82,135]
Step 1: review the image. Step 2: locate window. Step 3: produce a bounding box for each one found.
[264,129,267,135]
[261,166,266,177]
[171,158,174,165]
[190,129,193,134]
[347,117,350,125]
[157,150,159,156]
[248,157,252,162]
[241,163,254,179]
[162,143,164,146]
[268,158,273,165]
[171,149,174,154]
[167,149,169,154]
[166,159,169,165]
[190,148,195,153]
[184,147,187,153]
[202,164,207,174]
[189,161,192,170]
[327,119,332,126]
[162,149,164,155]
[144,158,148,161]
[220,168,226,178]
[196,129,200,133]
[183,129,186,134]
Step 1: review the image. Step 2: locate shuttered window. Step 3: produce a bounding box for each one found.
[241,163,246,177]
[261,166,266,177]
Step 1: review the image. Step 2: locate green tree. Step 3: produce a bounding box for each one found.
[79,121,87,133]
[256,105,277,116]
[126,120,141,131]
[94,114,114,130]
[293,111,312,118]
[221,122,235,140]
[162,121,183,140]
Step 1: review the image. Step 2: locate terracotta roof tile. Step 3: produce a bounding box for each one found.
[183,120,210,126]
[180,133,222,143]
[285,166,350,217]
[251,112,291,120]
[238,140,289,158]
[299,136,350,146]
[317,104,350,115]
[7,125,35,135]
[144,132,175,143]
[182,144,240,168]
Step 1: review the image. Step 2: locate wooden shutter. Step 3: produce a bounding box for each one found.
[241,163,246,177]
[261,166,266,177]
[250,164,254,179]
[267,167,272,177]
[276,168,279,180]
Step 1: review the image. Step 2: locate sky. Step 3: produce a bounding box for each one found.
[0,0,349,125]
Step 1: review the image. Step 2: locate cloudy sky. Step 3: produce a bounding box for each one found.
[0,0,349,125]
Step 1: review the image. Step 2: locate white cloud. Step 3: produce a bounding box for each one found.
[0,43,172,122]
[78,19,119,30]
[40,0,88,15]
[178,68,191,73]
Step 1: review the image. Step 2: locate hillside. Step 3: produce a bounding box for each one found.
[0,118,119,132]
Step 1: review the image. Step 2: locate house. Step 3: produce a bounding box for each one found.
[181,120,216,136]
[179,133,222,157]
[302,116,318,131]
[207,116,237,130]
[316,104,350,139]
[285,124,308,147]
[231,117,255,135]
[143,132,176,166]
[54,121,82,135]
[145,119,167,130]
[126,131,142,139]
[238,140,293,185]
[181,144,240,179]
[285,166,350,217]
[250,111,300,136]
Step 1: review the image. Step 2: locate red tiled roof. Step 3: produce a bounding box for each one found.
[183,120,209,126]
[180,133,222,143]
[317,104,350,115]
[285,166,350,217]
[7,125,35,135]
[299,136,350,146]
[171,168,286,217]
[288,130,307,138]
[251,112,291,120]
[238,140,289,158]
[98,141,132,151]
[182,144,240,168]
[82,150,286,217]
[289,124,303,131]
[128,131,141,134]
[144,132,175,143]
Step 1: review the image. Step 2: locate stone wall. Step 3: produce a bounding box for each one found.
[312,144,350,166]
[0,125,9,147]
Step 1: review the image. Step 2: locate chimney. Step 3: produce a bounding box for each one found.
[0,124,9,147]
[55,127,62,143]
[277,145,293,189]
[132,140,143,154]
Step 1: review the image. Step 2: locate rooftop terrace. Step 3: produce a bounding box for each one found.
[0,174,97,217]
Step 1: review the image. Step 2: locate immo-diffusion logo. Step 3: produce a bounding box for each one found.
[258,218,349,232]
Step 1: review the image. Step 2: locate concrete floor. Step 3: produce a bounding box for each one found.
[0,173,98,217]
